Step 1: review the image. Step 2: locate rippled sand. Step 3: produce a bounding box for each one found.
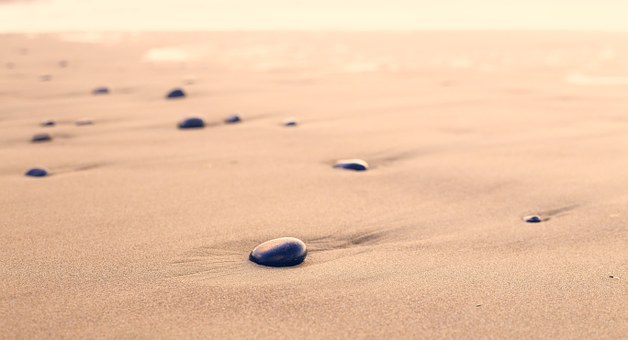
[1,32,627,338]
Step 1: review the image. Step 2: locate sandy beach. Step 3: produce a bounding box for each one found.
[1,32,627,338]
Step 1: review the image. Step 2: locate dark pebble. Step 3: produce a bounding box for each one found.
[224,114,242,124]
[523,215,543,223]
[25,168,48,177]
[32,133,52,143]
[166,88,186,99]
[92,86,110,95]
[334,159,369,171]
[178,117,205,129]
[249,237,307,267]
[284,117,298,126]
[41,120,56,127]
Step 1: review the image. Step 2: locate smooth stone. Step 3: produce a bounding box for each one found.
[41,120,56,127]
[178,117,205,129]
[59,60,68,68]
[40,74,52,82]
[32,133,52,143]
[524,215,543,223]
[284,117,298,126]
[75,119,94,126]
[166,88,186,99]
[334,159,369,171]
[249,237,307,267]
[92,86,110,95]
[25,168,48,177]
[224,114,242,124]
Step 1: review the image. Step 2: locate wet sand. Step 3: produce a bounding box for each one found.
[1,32,627,338]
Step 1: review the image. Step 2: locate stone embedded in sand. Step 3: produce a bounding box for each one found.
[334,159,369,171]
[249,237,307,267]
[284,117,298,126]
[92,86,110,95]
[166,88,186,99]
[224,114,242,124]
[25,168,48,177]
[524,215,543,223]
[32,133,52,143]
[75,119,94,126]
[41,120,56,127]
[40,75,52,82]
[178,117,205,129]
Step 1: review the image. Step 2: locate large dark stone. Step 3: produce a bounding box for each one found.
[249,237,307,267]
[178,117,205,129]
[334,159,369,171]
[25,168,48,177]
[524,215,543,223]
[166,88,186,99]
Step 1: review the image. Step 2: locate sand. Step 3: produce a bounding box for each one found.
[0,31,627,338]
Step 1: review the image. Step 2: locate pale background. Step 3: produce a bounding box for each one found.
[1,0,628,32]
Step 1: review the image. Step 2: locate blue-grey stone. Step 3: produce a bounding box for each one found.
[166,88,186,99]
[92,86,110,95]
[41,120,55,127]
[25,168,48,177]
[178,117,205,129]
[334,159,369,171]
[249,237,307,267]
[524,215,543,223]
[32,133,52,143]
[224,114,242,124]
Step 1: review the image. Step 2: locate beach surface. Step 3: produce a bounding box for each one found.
[1,32,627,338]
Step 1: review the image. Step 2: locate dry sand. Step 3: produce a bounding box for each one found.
[1,32,627,338]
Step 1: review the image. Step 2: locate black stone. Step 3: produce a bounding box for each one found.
[524,215,543,223]
[249,237,307,267]
[224,114,241,124]
[334,159,369,171]
[25,168,48,177]
[92,86,110,95]
[178,117,205,129]
[32,133,52,143]
[41,120,55,127]
[166,88,186,99]
[285,120,298,126]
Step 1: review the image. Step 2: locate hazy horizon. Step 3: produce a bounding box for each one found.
[1,0,628,33]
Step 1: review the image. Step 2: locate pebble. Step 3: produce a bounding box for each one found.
[166,88,186,99]
[40,74,52,82]
[25,168,48,177]
[32,133,52,143]
[334,159,369,171]
[284,117,298,126]
[249,237,307,267]
[224,114,242,124]
[523,215,543,223]
[41,120,56,127]
[92,86,110,95]
[178,117,205,129]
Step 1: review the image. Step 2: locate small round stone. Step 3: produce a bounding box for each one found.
[249,237,307,267]
[75,119,94,126]
[166,88,186,99]
[523,215,543,223]
[25,168,48,177]
[92,86,110,95]
[334,159,369,171]
[284,117,298,126]
[58,60,68,68]
[31,133,52,143]
[41,120,56,127]
[178,117,205,129]
[224,114,242,124]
